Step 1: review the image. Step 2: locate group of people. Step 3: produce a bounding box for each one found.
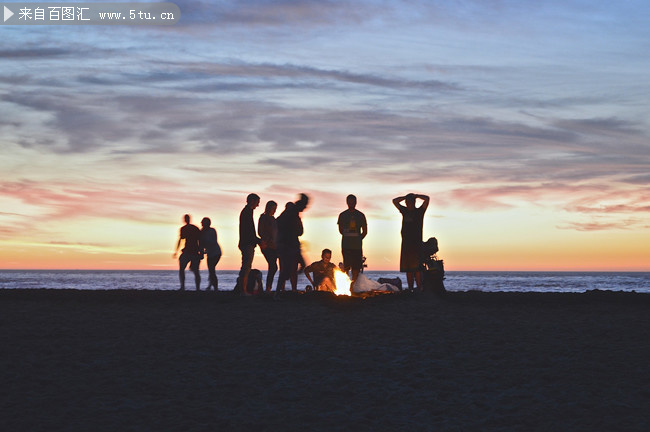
[173,192,430,293]
[172,214,222,291]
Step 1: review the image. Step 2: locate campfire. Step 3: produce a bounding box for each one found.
[333,268,352,296]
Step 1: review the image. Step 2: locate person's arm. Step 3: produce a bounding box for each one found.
[198,232,205,255]
[297,216,303,238]
[304,264,314,286]
[418,194,430,212]
[361,214,368,240]
[245,208,261,245]
[392,196,406,210]
[172,236,181,258]
[173,231,182,258]
[258,215,268,249]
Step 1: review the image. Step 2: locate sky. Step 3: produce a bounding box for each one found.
[1,0,649,271]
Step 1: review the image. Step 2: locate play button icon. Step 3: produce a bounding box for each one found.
[4,6,14,22]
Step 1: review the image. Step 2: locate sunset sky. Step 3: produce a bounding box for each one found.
[1,0,649,271]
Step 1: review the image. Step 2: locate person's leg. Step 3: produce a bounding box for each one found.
[406,272,415,290]
[263,248,278,292]
[289,249,299,291]
[320,277,336,293]
[178,254,190,290]
[239,246,254,295]
[212,255,220,290]
[297,249,306,272]
[349,249,362,290]
[206,256,214,289]
[341,249,352,277]
[351,268,360,285]
[190,257,201,291]
[207,255,219,290]
[415,270,422,291]
[276,251,286,292]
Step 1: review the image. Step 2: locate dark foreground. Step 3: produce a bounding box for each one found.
[1,289,649,431]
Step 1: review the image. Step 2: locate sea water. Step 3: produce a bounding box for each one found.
[0,270,648,293]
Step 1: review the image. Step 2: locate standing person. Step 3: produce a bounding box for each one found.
[393,193,430,291]
[173,214,201,291]
[304,249,337,292]
[276,194,309,292]
[258,200,278,292]
[238,193,261,295]
[337,194,367,288]
[200,217,222,291]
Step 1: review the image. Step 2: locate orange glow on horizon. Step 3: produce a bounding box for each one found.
[0,204,648,272]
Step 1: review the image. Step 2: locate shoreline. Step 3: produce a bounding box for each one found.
[2,287,650,302]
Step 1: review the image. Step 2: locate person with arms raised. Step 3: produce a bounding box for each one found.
[393,193,430,291]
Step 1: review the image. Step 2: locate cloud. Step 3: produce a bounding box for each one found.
[180,61,462,92]
[564,190,650,215]
[622,174,650,185]
[67,59,462,96]
[558,219,643,232]
[0,48,75,59]
[1,92,135,153]
[0,179,229,225]
[173,0,385,28]
[553,117,644,136]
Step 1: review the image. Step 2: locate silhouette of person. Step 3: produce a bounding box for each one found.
[304,249,337,292]
[393,193,430,291]
[238,193,261,295]
[173,214,201,291]
[258,200,278,292]
[200,217,222,291]
[337,194,367,287]
[276,193,309,292]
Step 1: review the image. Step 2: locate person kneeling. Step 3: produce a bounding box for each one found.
[304,249,337,293]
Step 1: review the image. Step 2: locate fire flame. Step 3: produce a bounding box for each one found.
[333,268,352,296]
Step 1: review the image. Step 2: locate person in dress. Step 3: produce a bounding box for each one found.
[393,193,430,291]
[200,217,222,291]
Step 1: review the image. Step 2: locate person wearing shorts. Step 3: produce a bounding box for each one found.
[173,214,201,291]
[337,194,367,288]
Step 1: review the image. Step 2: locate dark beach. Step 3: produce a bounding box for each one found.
[1,289,649,431]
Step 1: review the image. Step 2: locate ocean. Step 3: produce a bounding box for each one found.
[0,270,648,293]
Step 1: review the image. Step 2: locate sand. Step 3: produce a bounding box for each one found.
[1,289,649,431]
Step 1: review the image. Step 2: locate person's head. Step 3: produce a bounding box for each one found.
[201,217,211,228]
[265,200,277,216]
[247,193,260,209]
[405,193,416,210]
[321,248,332,263]
[295,193,309,212]
[183,214,191,224]
[346,194,357,210]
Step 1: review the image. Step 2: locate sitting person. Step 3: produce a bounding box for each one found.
[304,249,337,292]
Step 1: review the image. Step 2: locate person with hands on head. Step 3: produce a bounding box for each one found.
[393,193,430,291]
